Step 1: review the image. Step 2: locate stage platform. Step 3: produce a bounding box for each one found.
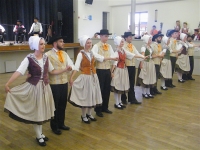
[0,41,82,73]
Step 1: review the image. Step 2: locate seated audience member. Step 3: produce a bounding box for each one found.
[193,29,200,41]
[13,20,26,43]
[0,24,6,43]
[180,22,190,35]
[150,25,158,36]
[174,20,181,40]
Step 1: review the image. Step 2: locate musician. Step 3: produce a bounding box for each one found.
[0,24,6,43]
[13,20,26,43]
[28,17,43,36]
[180,22,190,35]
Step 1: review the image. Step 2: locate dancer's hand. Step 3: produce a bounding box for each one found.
[69,78,73,86]
[111,73,114,78]
[5,84,10,93]
[66,66,72,71]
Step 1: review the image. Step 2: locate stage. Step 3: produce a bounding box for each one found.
[0,41,82,73]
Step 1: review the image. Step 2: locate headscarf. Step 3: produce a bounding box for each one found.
[79,35,90,48]
[28,36,41,50]
[114,36,123,46]
[142,35,151,44]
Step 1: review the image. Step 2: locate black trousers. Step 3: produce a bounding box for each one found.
[121,66,137,102]
[50,83,68,130]
[166,56,176,85]
[183,56,194,79]
[15,33,24,43]
[0,33,5,42]
[95,69,111,112]
[155,64,160,87]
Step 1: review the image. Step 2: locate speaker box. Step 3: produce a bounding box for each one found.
[58,12,62,21]
[85,0,93,5]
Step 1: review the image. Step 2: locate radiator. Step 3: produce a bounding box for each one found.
[5,61,17,72]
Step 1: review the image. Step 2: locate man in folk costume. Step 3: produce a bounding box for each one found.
[121,32,144,105]
[91,29,116,117]
[46,36,74,135]
[150,33,164,95]
[165,30,182,88]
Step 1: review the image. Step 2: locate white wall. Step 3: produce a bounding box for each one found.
[110,0,199,36]
[73,0,110,42]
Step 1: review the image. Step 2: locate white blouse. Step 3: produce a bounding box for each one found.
[141,46,152,58]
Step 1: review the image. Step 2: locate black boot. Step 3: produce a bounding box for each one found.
[150,88,155,95]
[154,87,162,94]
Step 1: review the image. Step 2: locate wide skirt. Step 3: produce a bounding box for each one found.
[111,67,130,94]
[69,74,102,108]
[4,81,55,124]
[138,60,156,87]
[160,59,172,79]
[175,54,190,74]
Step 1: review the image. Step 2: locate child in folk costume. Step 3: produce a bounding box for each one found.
[175,33,190,83]
[4,36,71,146]
[111,36,145,109]
[137,35,156,99]
[69,35,116,124]
[160,36,173,90]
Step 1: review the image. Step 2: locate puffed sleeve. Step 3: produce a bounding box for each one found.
[91,45,104,62]
[16,57,29,75]
[74,53,83,71]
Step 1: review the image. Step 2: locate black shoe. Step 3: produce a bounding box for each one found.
[41,134,49,141]
[178,79,185,83]
[121,99,127,105]
[36,138,46,146]
[52,129,62,135]
[161,86,168,90]
[81,116,90,124]
[147,94,154,98]
[96,112,104,117]
[130,101,142,104]
[154,90,162,94]
[142,94,149,99]
[171,84,176,87]
[102,109,113,114]
[59,125,70,130]
[150,91,155,95]
[119,103,126,108]
[189,78,195,80]
[114,104,123,109]
[86,114,97,121]
[166,84,173,88]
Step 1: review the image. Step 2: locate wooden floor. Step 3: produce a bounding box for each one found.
[0,73,200,150]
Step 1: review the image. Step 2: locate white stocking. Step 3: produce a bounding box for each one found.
[161,78,165,87]
[177,72,182,80]
[114,92,119,105]
[33,124,44,142]
[142,87,146,94]
[146,88,150,94]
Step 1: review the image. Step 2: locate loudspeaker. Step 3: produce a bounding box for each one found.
[85,0,93,5]
[58,12,62,21]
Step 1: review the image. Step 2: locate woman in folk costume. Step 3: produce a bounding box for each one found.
[69,35,116,124]
[175,33,190,83]
[137,35,156,99]
[4,36,71,146]
[110,36,145,109]
[160,36,173,90]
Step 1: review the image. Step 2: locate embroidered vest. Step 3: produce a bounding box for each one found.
[170,38,177,57]
[26,54,49,86]
[95,42,111,69]
[46,49,69,84]
[80,51,96,75]
[124,42,136,66]
[151,42,162,65]
[144,48,150,62]
[188,43,194,56]
[117,51,126,68]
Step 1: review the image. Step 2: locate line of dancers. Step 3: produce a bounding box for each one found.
[4,29,199,146]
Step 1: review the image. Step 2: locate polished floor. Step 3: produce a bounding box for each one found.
[0,73,200,150]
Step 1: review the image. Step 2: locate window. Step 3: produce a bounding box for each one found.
[128,12,148,37]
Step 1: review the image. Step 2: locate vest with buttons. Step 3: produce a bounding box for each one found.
[95,42,111,69]
[46,49,69,84]
[124,41,136,66]
[117,50,126,68]
[170,38,177,57]
[80,51,96,75]
[151,42,162,65]
[188,43,195,56]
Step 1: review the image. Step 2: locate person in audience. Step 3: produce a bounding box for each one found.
[182,35,200,80]
[13,20,26,43]
[150,25,158,36]
[28,17,43,36]
[136,35,156,99]
[0,24,6,43]
[174,20,181,40]
[150,33,164,95]
[193,29,200,41]
[91,29,116,117]
[121,32,145,105]
[92,33,99,39]
[69,35,115,123]
[180,22,190,35]
[160,36,172,90]
[4,36,70,146]
[175,33,190,83]
[111,36,145,109]
[46,36,74,135]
